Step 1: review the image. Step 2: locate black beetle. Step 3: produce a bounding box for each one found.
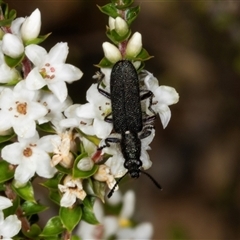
[97,60,161,197]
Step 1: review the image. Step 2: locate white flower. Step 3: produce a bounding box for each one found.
[58,175,86,207]
[125,32,142,58]
[116,222,153,240]
[102,42,122,63]
[108,17,129,36]
[60,104,95,136]
[21,8,41,42]
[51,130,75,168]
[34,90,72,127]
[25,42,83,102]
[76,190,153,240]
[93,164,117,190]
[1,133,57,184]
[0,211,21,239]
[142,70,179,128]
[1,33,24,58]
[0,81,48,138]
[76,83,113,139]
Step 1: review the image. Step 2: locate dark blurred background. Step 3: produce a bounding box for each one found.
[7,0,240,239]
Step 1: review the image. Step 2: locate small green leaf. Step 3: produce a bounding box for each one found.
[22,224,41,239]
[59,205,82,232]
[37,122,56,134]
[106,28,131,45]
[82,196,99,225]
[92,179,106,203]
[76,128,101,146]
[127,48,153,62]
[95,57,114,69]
[42,173,64,190]
[73,153,99,179]
[97,3,119,18]
[55,164,72,175]
[0,160,14,183]
[0,131,15,143]
[4,54,24,68]
[22,201,48,216]
[71,236,81,240]
[48,189,61,205]
[12,181,36,202]
[41,216,64,236]
[24,32,51,45]
[111,0,134,9]
[126,6,140,25]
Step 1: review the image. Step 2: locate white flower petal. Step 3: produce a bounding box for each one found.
[25,67,46,90]
[48,81,67,103]
[54,64,83,83]
[93,118,113,139]
[25,44,47,66]
[157,105,171,129]
[13,119,36,138]
[35,150,56,178]
[48,42,68,64]
[14,160,36,184]
[1,143,22,165]
[0,197,13,210]
[60,191,76,207]
[0,215,21,238]
[120,190,135,219]
[154,86,179,105]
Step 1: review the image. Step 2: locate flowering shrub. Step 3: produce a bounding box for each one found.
[0,0,179,239]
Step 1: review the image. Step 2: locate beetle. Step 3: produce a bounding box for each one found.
[97,60,161,198]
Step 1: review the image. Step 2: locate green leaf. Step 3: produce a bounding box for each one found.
[12,181,36,202]
[126,48,153,62]
[82,196,99,225]
[41,216,64,236]
[92,179,106,203]
[97,3,119,18]
[126,6,140,25]
[73,153,99,179]
[4,54,24,68]
[106,28,131,45]
[42,173,64,190]
[48,189,61,206]
[76,128,101,146]
[112,0,134,9]
[24,32,51,45]
[59,205,82,232]
[95,57,114,69]
[22,224,41,239]
[55,164,72,175]
[37,122,56,134]
[0,160,14,183]
[0,131,15,143]
[71,236,81,240]
[22,201,48,216]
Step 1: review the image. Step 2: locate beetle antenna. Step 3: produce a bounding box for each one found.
[140,170,162,190]
[107,171,129,198]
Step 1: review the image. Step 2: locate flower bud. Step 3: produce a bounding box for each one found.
[108,16,115,30]
[125,32,142,58]
[21,8,41,42]
[102,42,122,63]
[115,17,129,36]
[2,33,24,58]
